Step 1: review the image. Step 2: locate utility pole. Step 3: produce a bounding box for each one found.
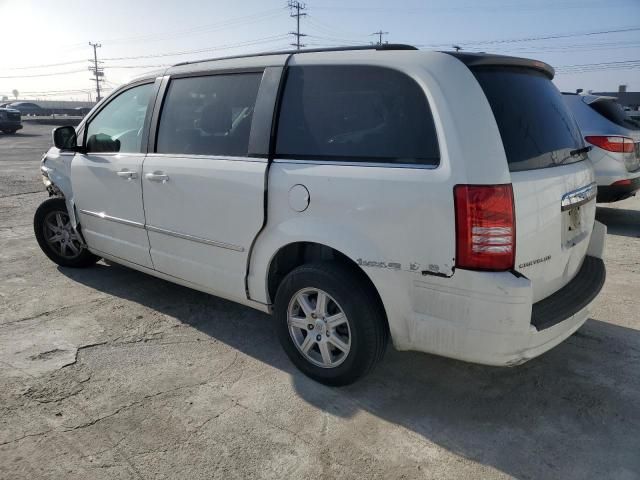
[288,1,307,50]
[88,42,104,102]
[371,30,389,46]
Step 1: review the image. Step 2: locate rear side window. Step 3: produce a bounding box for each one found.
[473,67,585,171]
[156,73,262,157]
[588,99,640,130]
[276,65,439,165]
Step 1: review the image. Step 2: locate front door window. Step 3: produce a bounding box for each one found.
[85,83,154,153]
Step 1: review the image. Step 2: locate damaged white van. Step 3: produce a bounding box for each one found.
[35,45,606,385]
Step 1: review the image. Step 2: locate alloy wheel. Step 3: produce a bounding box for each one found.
[287,288,351,368]
[42,210,84,259]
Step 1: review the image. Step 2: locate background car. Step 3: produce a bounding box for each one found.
[73,106,92,117]
[0,107,23,134]
[564,93,640,202]
[7,101,48,116]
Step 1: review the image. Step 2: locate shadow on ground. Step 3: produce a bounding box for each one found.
[596,205,640,238]
[59,260,640,480]
[0,133,42,138]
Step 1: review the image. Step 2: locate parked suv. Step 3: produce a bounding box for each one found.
[563,93,640,202]
[35,46,606,385]
[0,106,22,134]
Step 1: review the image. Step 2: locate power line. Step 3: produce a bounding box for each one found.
[417,25,640,48]
[305,17,369,39]
[554,59,640,75]
[89,42,104,102]
[16,88,92,94]
[104,65,170,69]
[311,1,632,14]
[288,1,307,50]
[490,39,640,53]
[0,36,289,79]
[101,8,284,46]
[557,59,640,68]
[0,69,87,79]
[475,26,640,46]
[305,34,363,45]
[101,35,289,61]
[2,59,88,71]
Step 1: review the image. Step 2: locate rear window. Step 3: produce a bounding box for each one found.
[276,65,440,165]
[473,67,585,172]
[588,99,640,130]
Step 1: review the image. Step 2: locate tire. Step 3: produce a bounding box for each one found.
[274,261,388,386]
[34,198,99,268]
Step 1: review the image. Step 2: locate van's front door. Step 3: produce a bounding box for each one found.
[141,71,271,302]
[72,82,156,268]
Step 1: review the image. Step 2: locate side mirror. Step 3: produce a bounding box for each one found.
[52,126,78,151]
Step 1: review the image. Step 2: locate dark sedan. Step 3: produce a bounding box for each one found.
[0,108,23,134]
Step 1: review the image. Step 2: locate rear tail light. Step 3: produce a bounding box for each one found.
[611,179,632,186]
[454,184,515,271]
[585,135,635,153]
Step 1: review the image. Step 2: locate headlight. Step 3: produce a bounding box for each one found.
[41,165,52,187]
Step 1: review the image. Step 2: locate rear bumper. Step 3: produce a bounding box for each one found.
[396,223,607,366]
[597,176,640,203]
[531,256,605,330]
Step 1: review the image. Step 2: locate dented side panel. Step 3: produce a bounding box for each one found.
[247,159,456,349]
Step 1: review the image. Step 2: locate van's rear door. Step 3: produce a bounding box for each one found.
[471,63,596,302]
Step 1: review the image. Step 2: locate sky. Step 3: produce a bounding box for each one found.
[0,0,639,102]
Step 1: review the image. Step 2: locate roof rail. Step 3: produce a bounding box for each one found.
[173,44,418,67]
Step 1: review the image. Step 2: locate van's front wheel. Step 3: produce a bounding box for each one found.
[274,262,387,386]
[34,198,99,268]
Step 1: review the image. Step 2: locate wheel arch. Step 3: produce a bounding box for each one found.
[264,241,389,331]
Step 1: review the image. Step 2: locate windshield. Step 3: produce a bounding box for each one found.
[472,66,586,172]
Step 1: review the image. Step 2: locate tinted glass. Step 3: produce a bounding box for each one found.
[276,66,439,165]
[156,73,262,157]
[473,67,585,171]
[589,99,640,130]
[85,83,153,153]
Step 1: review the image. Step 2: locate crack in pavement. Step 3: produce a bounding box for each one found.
[60,341,109,370]
[0,190,44,199]
[61,380,216,434]
[0,428,53,447]
[24,372,92,405]
[2,298,110,327]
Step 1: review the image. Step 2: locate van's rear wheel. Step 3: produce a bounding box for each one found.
[274,262,387,386]
[34,198,99,268]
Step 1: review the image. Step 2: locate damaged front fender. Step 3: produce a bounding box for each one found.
[40,147,80,231]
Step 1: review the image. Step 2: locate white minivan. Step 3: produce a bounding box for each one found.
[36,45,606,385]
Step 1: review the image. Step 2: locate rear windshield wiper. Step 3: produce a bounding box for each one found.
[570,146,592,157]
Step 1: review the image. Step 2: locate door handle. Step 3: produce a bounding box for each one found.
[116,170,138,180]
[145,171,169,183]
